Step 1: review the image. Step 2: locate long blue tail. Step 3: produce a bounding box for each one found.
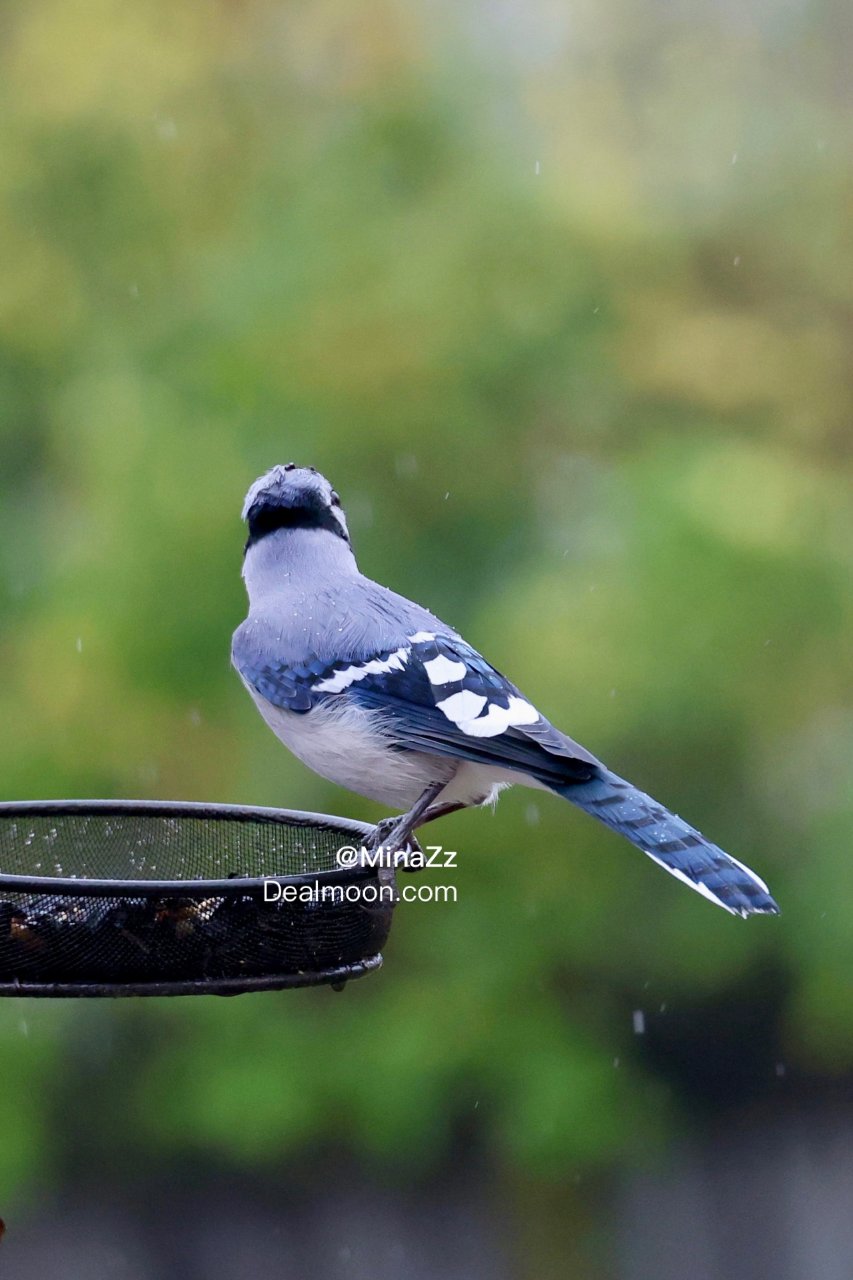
[554,768,778,917]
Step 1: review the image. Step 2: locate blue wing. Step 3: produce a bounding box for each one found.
[233,628,600,785]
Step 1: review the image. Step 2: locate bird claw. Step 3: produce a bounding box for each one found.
[367,816,424,872]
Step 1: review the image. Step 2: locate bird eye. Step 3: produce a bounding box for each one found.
[330,491,341,506]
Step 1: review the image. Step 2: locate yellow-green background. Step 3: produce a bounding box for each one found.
[0,0,851,1273]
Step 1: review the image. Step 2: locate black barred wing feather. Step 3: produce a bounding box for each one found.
[233,649,327,713]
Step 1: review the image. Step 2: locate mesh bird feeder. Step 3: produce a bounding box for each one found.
[0,800,395,996]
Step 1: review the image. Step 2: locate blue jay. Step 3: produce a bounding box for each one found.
[232,464,778,917]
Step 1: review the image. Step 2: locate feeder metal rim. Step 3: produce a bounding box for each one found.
[0,954,383,997]
[0,797,376,834]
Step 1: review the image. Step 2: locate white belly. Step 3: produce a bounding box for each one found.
[246,684,547,813]
[247,687,449,808]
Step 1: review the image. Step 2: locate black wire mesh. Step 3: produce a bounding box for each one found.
[0,801,393,996]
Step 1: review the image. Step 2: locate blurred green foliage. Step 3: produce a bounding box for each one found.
[0,0,851,1210]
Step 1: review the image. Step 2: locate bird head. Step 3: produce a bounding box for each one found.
[241,463,350,551]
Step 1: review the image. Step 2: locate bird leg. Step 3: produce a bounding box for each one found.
[418,800,467,826]
[390,795,493,870]
[387,799,469,875]
[368,777,452,869]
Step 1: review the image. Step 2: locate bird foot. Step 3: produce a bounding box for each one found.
[367,816,424,872]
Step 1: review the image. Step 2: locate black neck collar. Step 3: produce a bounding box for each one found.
[244,501,349,553]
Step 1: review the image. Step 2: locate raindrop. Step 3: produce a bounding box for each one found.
[632,1009,646,1035]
